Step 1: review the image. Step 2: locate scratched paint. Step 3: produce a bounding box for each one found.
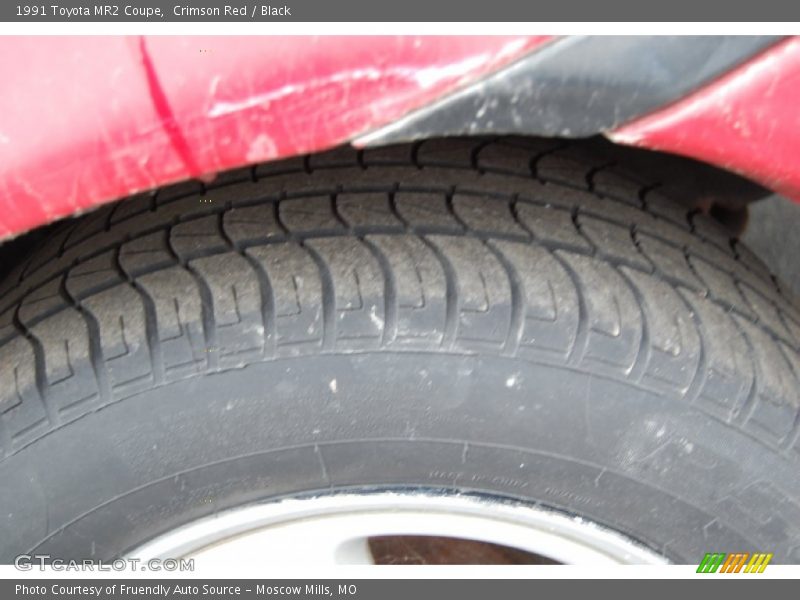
[3,35,796,243]
[0,35,549,241]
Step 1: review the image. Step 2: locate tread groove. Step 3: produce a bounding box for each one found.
[360,237,398,345]
[420,236,459,349]
[115,247,165,386]
[60,271,112,405]
[218,211,275,358]
[550,250,589,366]
[484,240,524,356]
[615,266,653,382]
[165,225,219,372]
[11,306,57,427]
[302,243,337,351]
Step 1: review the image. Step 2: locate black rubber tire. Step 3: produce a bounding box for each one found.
[1,138,799,564]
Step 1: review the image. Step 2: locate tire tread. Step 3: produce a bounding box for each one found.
[0,138,798,462]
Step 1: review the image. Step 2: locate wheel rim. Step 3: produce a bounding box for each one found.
[129,491,667,565]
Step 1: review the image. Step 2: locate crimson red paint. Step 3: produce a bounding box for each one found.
[0,35,550,240]
[5,35,795,241]
[611,37,800,201]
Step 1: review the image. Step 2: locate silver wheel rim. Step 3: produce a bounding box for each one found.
[129,492,667,565]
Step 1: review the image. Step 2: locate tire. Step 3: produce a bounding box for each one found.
[1,138,799,564]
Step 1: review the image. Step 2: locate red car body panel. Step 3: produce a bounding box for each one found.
[0,35,798,242]
[0,35,549,240]
[611,36,800,200]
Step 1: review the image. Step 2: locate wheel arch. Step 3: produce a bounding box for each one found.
[0,34,795,247]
